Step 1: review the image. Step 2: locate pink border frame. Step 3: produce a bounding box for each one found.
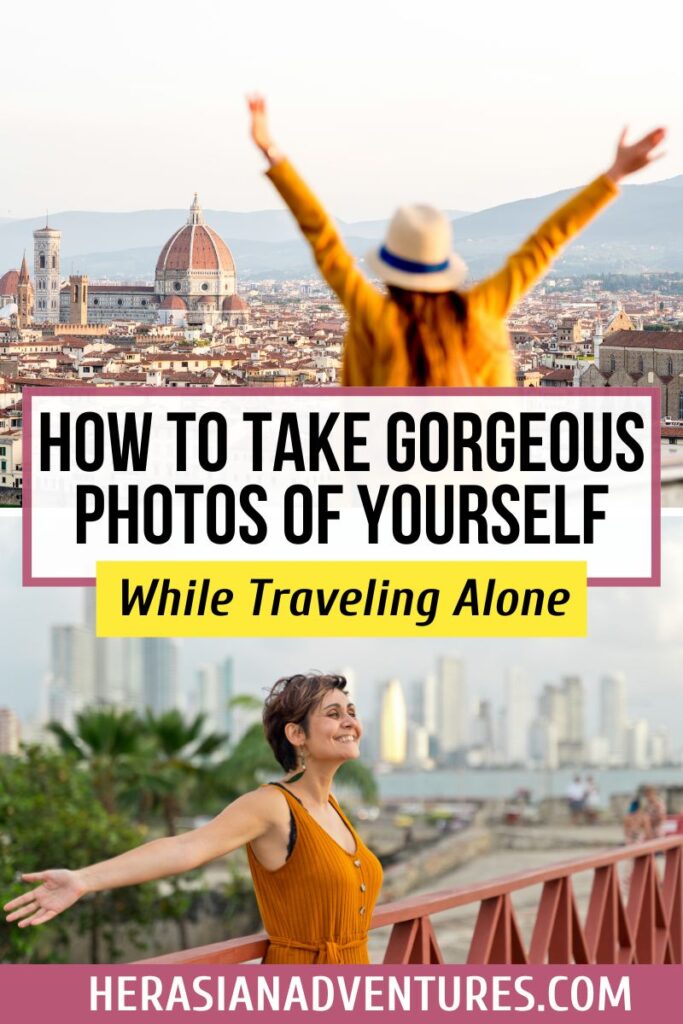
[23,385,661,589]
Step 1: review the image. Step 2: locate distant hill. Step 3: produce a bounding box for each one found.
[1,176,682,280]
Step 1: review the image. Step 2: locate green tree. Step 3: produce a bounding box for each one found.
[136,710,228,950]
[48,707,145,814]
[141,710,227,837]
[0,747,185,964]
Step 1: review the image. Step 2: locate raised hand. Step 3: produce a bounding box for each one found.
[3,869,86,928]
[607,126,667,183]
[247,94,284,166]
[247,94,274,154]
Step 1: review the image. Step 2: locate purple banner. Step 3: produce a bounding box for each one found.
[0,965,676,1022]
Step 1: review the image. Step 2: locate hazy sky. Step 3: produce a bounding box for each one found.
[2,0,681,220]
[2,512,683,739]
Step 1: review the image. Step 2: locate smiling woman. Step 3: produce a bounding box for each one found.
[3,672,383,965]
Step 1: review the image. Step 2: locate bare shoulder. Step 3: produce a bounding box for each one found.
[223,785,291,827]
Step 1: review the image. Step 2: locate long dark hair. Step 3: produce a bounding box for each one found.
[388,287,467,386]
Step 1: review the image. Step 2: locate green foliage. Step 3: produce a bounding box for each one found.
[2,700,379,962]
[140,710,228,836]
[48,707,228,836]
[553,273,683,296]
[0,747,185,963]
[48,708,146,814]
[210,723,280,803]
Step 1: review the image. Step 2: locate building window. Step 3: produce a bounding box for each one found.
[39,255,45,269]
[93,298,99,306]
[668,358,674,375]
[609,355,616,372]
[0,461,6,472]
[0,447,5,456]
[201,283,209,291]
[141,299,147,306]
[174,282,182,291]
[117,299,123,306]
[52,256,56,269]
[637,356,644,372]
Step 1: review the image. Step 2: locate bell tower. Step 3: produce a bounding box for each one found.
[33,223,62,323]
[69,275,89,325]
[16,254,32,329]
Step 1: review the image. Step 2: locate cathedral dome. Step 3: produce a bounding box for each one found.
[222,293,248,311]
[160,295,187,310]
[156,195,235,275]
[0,270,19,296]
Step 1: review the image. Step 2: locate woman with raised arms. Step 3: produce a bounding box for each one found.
[4,674,383,964]
[248,95,665,388]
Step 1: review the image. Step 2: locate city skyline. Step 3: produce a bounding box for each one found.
[2,515,683,743]
[2,1,681,220]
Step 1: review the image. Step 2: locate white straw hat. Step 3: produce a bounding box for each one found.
[365,204,467,292]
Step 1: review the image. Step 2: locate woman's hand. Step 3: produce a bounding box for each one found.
[3,869,87,928]
[247,94,283,166]
[606,126,667,184]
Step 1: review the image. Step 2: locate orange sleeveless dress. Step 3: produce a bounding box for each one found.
[247,785,383,964]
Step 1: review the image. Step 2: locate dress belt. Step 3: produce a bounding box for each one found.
[267,934,367,964]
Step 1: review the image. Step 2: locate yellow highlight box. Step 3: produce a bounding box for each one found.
[96,561,587,638]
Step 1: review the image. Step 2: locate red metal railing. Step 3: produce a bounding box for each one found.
[137,834,683,965]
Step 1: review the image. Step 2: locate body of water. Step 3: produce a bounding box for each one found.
[377,766,683,804]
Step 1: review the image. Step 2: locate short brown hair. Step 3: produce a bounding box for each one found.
[263,673,348,771]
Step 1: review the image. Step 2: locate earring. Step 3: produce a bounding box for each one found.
[299,749,307,771]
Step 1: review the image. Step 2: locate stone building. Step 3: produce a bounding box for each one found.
[0,269,20,307]
[1,195,248,329]
[604,302,635,335]
[0,261,34,321]
[56,194,243,327]
[34,224,62,323]
[580,329,683,419]
[17,255,32,328]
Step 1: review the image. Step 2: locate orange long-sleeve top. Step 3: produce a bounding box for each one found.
[265,160,618,387]
[247,785,383,964]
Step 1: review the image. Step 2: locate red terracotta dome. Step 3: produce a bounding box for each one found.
[156,195,235,275]
[222,293,248,311]
[160,295,188,310]
[0,269,19,296]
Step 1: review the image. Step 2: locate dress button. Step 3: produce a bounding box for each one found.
[359,906,366,915]
[354,859,361,867]
[360,883,366,892]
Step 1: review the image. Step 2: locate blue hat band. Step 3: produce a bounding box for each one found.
[379,245,450,275]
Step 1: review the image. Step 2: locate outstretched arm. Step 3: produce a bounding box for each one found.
[247,95,384,326]
[470,127,666,319]
[3,791,273,928]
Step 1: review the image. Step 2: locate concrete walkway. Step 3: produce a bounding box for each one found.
[369,824,627,964]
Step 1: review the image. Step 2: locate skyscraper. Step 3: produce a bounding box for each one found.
[502,667,531,765]
[379,678,407,765]
[435,655,468,756]
[142,638,179,715]
[48,623,95,725]
[562,675,585,763]
[600,673,626,763]
[0,707,21,754]
[195,657,234,743]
